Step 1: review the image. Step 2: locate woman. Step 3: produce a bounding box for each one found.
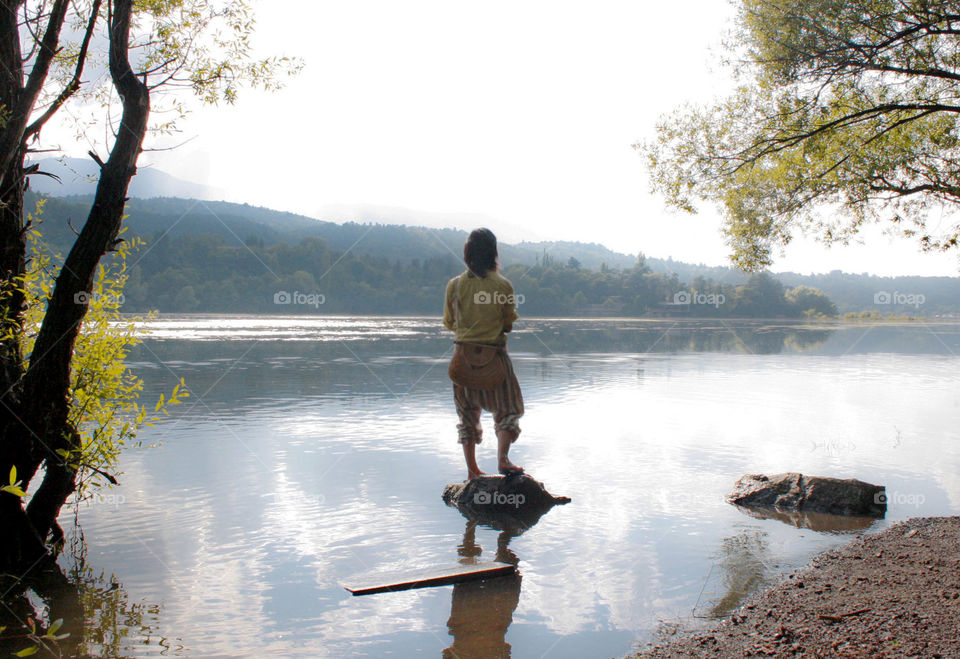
[443,228,525,481]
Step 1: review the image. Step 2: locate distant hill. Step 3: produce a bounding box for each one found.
[27,157,223,200]
[29,194,641,270]
[24,192,960,316]
[514,240,638,270]
[19,165,772,275]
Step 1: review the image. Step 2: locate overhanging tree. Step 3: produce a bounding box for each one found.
[640,0,960,270]
[0,0,296,574]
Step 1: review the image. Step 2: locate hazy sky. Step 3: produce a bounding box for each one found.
[128,0,959,277]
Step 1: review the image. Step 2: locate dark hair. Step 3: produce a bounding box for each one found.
[463,228,498,277]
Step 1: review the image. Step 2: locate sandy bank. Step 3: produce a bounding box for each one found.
[635,516,960,658]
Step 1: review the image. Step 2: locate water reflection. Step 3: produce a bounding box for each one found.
[0,566,82,658]
[709,527,773,618]
[706,507,884,619]
[732,505,882,533]
[444,520,523,659]
[442,478,564,659]
[134,317,844,359]
[0,541,170,658]
[42,318,960,657]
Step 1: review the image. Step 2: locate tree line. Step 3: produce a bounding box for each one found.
[117,231,837,318]
[33,192,958,317]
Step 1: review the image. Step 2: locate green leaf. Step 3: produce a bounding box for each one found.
[14,646,39,657]
[1,485,26,498]
[8,465,15,486]
[45,619,62,637]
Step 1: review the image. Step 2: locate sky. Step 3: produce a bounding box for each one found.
[109,1,960,277]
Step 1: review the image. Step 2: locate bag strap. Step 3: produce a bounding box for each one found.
[453,273,461,330]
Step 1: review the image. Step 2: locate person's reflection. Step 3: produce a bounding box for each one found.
[442,519,522,659]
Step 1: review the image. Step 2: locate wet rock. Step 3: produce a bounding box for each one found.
[728,473,886,517]
[442,474,570,531]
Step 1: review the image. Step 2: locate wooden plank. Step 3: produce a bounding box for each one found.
[344,561,516,596]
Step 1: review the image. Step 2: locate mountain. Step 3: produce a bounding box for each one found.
[27,157,223,200]
[514,240,638,270]
[26,164,649,271]
[24,192,960,316]
[29,193,639,269]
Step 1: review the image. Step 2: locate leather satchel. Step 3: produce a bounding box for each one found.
[449,341,506,390]
[448,274,507,390]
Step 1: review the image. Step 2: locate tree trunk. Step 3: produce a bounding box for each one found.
[0,0,45,574]
[22,0,150,548]
[0,0,149,573]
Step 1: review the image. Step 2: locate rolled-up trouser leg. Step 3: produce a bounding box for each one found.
[454,383,483,444]
[453,350,524,444]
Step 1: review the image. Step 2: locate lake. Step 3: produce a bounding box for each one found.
[61,316,960,657]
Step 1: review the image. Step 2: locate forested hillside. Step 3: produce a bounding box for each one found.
[27,193,959,316]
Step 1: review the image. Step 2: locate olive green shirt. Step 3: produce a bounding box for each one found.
[443,270,519,345]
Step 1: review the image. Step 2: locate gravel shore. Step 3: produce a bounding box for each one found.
[635,516,960,658]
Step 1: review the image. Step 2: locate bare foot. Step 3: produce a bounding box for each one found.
[497,459,523,475]
[466,469,486,481]
[462,441,484,481]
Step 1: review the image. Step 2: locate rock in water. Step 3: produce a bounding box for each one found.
[728,473,886,517]
[443,474,570,530]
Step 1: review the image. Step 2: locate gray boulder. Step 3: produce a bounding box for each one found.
[442,474,570,531]
[728,473,886,517]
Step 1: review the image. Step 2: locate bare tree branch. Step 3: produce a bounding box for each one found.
[25,0,103,139]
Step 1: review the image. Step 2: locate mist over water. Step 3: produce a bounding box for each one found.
[65,317,960,657]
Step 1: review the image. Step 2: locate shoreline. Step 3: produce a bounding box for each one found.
[634,516,960,658]
[125,312,959,322]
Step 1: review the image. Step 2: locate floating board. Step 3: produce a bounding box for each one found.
[343,561,516,596]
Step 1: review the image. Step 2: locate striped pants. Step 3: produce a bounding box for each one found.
[453,350,524,445]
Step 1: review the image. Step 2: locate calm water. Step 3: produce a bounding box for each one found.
[55,317,960,657]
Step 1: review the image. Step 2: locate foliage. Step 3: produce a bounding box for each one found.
[21,209,187,495]
[786,285,839,317]
[93,228,833,318]
[1,466,26,498]
[1,615,69,658]
[39,0,301,145]
[640,0,960,270]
